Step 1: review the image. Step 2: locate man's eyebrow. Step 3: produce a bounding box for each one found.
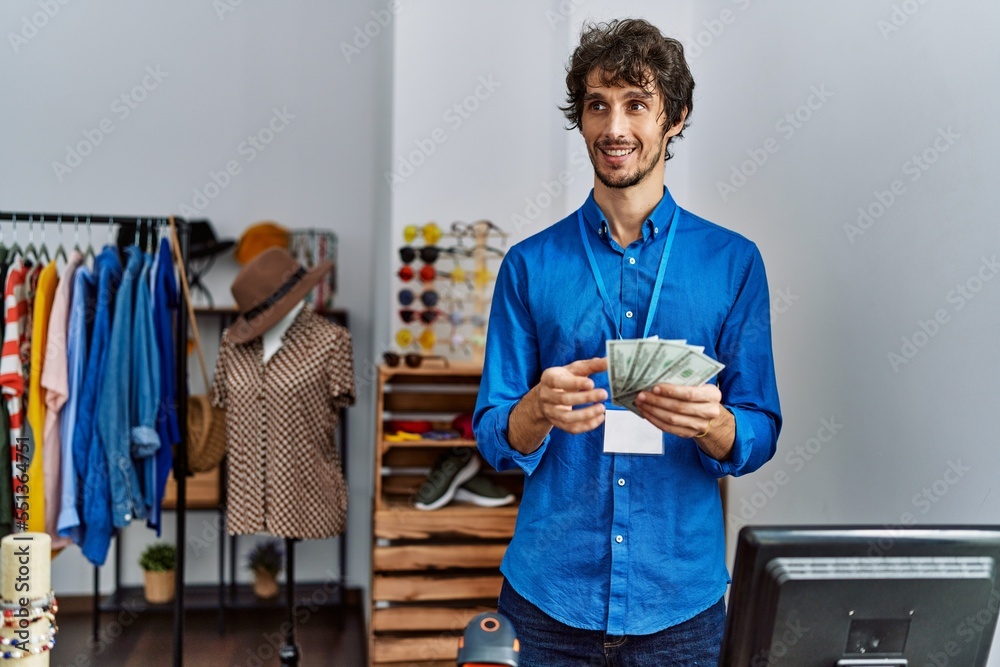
[623,89,654,99]
[583,88,654,101]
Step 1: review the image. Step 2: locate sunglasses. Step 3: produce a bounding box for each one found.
[383,352,449,368]
[399,308,446,325]
[398,265,445,283]
[398,245,458,265]
[397,289,439,307]
[402,223,443,245]
[447,312,486,327]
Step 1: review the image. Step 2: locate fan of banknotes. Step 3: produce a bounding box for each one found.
[606,337,725,416]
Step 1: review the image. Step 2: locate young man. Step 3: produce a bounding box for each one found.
[473,18,782,665]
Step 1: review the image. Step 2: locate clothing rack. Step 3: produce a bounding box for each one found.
[0,211,191,667]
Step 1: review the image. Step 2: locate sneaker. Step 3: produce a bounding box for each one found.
[414,447,481,511]
[454,474,515,508]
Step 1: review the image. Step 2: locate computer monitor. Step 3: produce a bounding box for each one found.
[719,526,1000,667]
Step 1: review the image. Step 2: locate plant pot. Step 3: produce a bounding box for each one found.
[144,570,175,604]
[253,570,279,599]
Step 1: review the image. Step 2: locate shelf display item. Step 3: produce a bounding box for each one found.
[392,220,506,363]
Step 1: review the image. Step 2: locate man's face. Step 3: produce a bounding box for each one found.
[580,69,683,190]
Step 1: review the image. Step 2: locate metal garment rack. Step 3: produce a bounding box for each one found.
[0,211,191,667]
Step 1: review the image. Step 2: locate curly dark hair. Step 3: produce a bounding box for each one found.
[560,18,695,161]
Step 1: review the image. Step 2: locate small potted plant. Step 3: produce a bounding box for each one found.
[247,540,283,599]
[139,542,176,604]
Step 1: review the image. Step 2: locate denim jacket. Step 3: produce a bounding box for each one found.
[131,253,161,513]
[98,245,147,529]
[79,247,121,566]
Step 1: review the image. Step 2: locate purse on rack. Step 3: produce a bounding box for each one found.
[170,217,228,473]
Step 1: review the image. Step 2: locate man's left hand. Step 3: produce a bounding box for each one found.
[635,383,736,461]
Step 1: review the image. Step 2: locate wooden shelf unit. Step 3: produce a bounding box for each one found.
[370,363,521,666]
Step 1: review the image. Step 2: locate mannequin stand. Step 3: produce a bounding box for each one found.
[278,537,301,666]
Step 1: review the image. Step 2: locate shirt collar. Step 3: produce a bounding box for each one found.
[580,186,678,242]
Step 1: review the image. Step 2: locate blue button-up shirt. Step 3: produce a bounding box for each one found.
[80,247,121,566]
[98,245,147,529]
[148,237,179,535]
[57,262,93,544]
[474,188,781,635]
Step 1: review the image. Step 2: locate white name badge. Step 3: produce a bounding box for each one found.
[603,408,664,455]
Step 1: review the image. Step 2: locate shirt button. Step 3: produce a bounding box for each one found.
[654,227,659,234]
[629,257,636,265]
[615,535,623,544]
[124,513,132,521]
[617,478,625,487]
[625,311,633,319]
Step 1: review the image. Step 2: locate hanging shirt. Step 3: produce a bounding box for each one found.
[79,247,121,566]
[98,245,146,529]
[21,263,41,385]
[25,261,57,534]
[474,188,782,635]
[57,262,94,545]
[0,258,28,530]
[131,252,160,515]
[43,251,83,548]
[148,238,179,535]
[211,308,355,539]
[0,252,13,539]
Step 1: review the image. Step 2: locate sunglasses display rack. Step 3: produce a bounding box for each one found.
[393,220,507,365]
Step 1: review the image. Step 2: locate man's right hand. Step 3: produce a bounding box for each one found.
[508,357,609,454]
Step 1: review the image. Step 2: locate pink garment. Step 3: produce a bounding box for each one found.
[41,251,83,549]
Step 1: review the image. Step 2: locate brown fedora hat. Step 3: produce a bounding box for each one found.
[228,246,333,344]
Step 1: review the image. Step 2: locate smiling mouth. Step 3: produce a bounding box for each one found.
[599,146,636,157]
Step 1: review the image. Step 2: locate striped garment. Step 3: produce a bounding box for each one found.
[0,259,28,530]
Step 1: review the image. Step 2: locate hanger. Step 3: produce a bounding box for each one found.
[37,213,51,264]
[23,214,40,265]
[84,214,96,265]
[6,214,23,264]
[53,214,68,266]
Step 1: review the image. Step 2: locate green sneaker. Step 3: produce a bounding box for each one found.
[414,447,481,511]
[455,474,515,508]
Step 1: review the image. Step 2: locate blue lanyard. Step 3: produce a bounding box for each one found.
[578,205,680,339]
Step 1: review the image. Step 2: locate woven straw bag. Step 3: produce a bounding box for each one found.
[170,217,228,473]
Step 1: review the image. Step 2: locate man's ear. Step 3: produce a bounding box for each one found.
[665,106,688,138]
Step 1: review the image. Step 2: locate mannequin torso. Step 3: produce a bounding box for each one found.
[262,299,306,363]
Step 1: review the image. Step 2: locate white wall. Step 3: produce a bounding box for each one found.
[1,0,392,596]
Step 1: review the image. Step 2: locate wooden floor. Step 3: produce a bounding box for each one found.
[53,604,366,666]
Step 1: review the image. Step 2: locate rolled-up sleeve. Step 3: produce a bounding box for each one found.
[698,243,782,478]
[473,252,549,475]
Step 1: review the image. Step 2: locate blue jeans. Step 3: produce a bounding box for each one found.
[497,579,724,667]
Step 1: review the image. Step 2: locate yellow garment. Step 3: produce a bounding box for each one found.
[26,262,57,534]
